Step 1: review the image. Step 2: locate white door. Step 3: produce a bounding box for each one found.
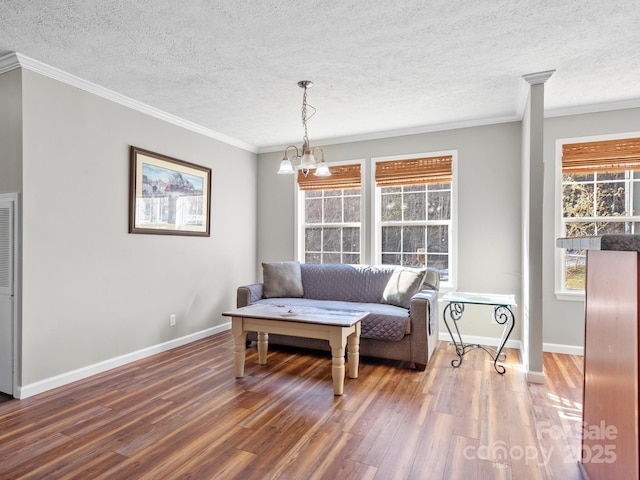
[0,197,15,395]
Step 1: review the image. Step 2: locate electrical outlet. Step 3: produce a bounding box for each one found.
[170,314,176,327]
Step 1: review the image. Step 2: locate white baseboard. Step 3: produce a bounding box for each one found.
[526,370,546,384]
[437,331,546,383]
[438,332,522,351]
[17,322,231,399]
[18,324,581,399]
[543,342,584,356]
[438,333,584,357]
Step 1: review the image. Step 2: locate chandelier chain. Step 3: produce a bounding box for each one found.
[277,80,329,177]
[300,85,316,148]
[301,86,309,145]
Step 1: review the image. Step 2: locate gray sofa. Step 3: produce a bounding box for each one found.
[236,262,440,370]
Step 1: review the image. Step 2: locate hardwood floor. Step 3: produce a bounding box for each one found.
[0,331,584,479]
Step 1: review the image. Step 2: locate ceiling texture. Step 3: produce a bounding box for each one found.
[1,1,639,152]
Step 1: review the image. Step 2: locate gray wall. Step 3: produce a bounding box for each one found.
[15,69,257,385]
[542,107,640,347]
[5,63,639,389]
[258,122,524,341]
[0,68,22,193]
[258,107,640,348]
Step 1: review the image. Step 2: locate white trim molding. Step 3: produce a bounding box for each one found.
[438,332,522,351]
[438,333,584,357]
[5,51,639,156]
[0,52,257,154]
[526,370,546,384]
[16,323,231,399]
[543,342,584,356]
[258,115,520,154]
[522,70,556,86]
[0,52,21,74]
[546,97,640,119]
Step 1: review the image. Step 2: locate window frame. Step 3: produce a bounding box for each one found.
[555,132,640,301]
[372,151,458,290]
[295,158,366,264]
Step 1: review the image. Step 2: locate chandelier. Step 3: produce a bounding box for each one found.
[277,80,331,177]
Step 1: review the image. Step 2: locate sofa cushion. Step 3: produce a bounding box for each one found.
[382,267,427,309]
[262,261,304,298]
[255,297,410,341]
[422,268,440,291]
[300,264,395,303]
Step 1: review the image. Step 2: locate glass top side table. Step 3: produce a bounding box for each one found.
[441,292,517,374]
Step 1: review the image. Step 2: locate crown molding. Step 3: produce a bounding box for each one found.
[257,114,522,154]
[4,53,638,154]
[545,97,640,119]
[258,91,640,154]
[0,52,258,153]
[0,51,21,74]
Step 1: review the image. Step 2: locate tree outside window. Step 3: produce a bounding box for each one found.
[380,182,451,281]
[303,188,361,264]
[560,137,640,292]
[562,170,640,290]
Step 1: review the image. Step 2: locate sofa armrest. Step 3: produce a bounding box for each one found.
[409,289,440,368]
[237,283,264,308]
[412,290,439,335]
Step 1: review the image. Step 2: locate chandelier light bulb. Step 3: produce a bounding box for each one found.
[300,152,316,169]
[277,158,295,175]
[314,160,331,177]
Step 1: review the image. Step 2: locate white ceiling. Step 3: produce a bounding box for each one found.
[1,1,639,152]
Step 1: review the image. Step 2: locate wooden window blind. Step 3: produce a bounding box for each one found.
[297,163,361,190]
[375,155,453,187]
[562,137,640,174]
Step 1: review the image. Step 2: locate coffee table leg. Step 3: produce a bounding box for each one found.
[257,332,268,365]
[347,323,361,379]
[232,318,247,378]
[329,329,346,395]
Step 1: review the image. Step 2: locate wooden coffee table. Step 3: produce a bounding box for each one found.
[222,304,367,395]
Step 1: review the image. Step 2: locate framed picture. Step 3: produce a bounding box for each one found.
[129,146,211,236]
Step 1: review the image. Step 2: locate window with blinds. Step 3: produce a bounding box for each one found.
[562,137,640,174]
[297,163,361,190]
[561,137,640,290]
[376,155,453,282]
[298,163,362,264]
[375,156,453,187]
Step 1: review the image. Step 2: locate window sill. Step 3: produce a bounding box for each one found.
[437,283,456,294]
[555,290,585,302]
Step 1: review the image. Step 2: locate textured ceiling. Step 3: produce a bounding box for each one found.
[1,1,639,151]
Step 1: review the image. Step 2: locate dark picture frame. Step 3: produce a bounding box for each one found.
[129,146,211,236]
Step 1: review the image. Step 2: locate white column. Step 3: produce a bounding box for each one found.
[521,70,555,384]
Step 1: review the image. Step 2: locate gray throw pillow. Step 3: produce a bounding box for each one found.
[262,261,304,298]
[382,267,426,309]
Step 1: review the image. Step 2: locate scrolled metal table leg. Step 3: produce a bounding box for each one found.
[443,302,466,368]
[491,305,515,374]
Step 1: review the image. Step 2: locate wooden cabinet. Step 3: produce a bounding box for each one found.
[582,250,639,479]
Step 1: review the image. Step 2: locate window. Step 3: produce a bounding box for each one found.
[297,162,362,264]
[295,153,457,284]
[559,136,640,291]
[375,154,455,285]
